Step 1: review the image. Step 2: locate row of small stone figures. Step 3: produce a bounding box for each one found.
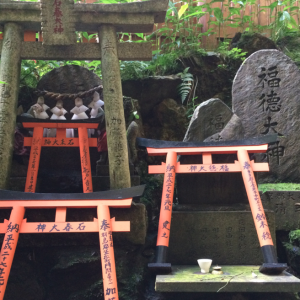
[27,91,104,120]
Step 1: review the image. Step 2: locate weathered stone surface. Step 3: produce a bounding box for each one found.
[0,0,168,32]
[156,265,300,293]
[122,76,182,118]
[261,191,300,231]
[232,49,300,183]
[0,22,22,189]
[41,0,76,45]
[150,98,187,141]
[100,25,130,189]
[168,211,275,265]
[183,98,233,142]
[111,203,147,245]
[204,114,245,142]
[230,32,277,57]
[0,41,152,61]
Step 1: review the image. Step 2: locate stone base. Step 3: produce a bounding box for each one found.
[168,211,275,265]
[92,175,140,191]
[155,265,300,292]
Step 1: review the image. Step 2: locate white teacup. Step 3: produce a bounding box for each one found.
[197,259,212,273]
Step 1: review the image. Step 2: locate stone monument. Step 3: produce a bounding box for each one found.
[232,49,300,183]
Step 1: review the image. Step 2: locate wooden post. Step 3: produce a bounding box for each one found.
[99,25,131,190]
[98,205,119,300]
[0,23,22,189]
[0,206,25,300]
[25,127,43,193]
[78,126,93,193]
[237,149,277,263]
[149,151,177,273]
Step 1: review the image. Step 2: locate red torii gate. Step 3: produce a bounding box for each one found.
[138,135,287,275]
[0,187,145,300]
[0,120,145,300]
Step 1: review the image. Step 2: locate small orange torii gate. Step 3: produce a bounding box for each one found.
[138,134,287,275]
[21,120,98,194]
[0,120,145,300]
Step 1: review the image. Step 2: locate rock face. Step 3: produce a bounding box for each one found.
[232,49,300,183]
[184,98,233,142]
[230,32,277,57]
[37,65,102,114]
[143,98,187,141]
[177,98,248,205]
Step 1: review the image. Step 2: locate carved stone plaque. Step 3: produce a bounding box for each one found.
[41,0,77,45]
[261,191,300,231]
[168,211,275,265]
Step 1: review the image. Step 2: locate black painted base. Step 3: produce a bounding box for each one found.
[259,263,287,275]
[148,263,172,274]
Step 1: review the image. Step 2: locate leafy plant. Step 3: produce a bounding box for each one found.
[177,67,194,104]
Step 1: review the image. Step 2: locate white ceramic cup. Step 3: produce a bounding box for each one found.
[197,259,212,273]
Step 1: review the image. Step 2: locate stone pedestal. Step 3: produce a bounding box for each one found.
[168,211,275,265]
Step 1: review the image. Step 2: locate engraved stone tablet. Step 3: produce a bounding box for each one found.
[261,191,300,231]
[183,98,233,142]
[232,49,300,182]
[168,211,275,265]
[41,0,77,45]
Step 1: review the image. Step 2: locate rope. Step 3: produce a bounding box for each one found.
[35,85,103,101]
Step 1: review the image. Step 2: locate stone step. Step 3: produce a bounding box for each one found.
[155,265,300,292]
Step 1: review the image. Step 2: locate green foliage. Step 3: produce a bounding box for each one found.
[258,183,300,192]
[186,96,199,120]
[120,61,151,81]
[177,67,194,104]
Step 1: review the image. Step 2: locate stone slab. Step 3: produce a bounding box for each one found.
[155,265,300,292]
[168,211,275,265]
[232,50,300,182]
[41,0,76,45]
[0,41,152,61]
[261,191,300,231]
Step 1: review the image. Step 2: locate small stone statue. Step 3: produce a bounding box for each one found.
[26,96,49,136]
[50,100,67,120]
[28,96,49,119]
[70,97,89,120]
[89,91,104,118]
[48,100,69,137]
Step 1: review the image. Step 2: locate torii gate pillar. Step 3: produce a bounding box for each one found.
[0,22,22,189]
[99,25,131,190]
